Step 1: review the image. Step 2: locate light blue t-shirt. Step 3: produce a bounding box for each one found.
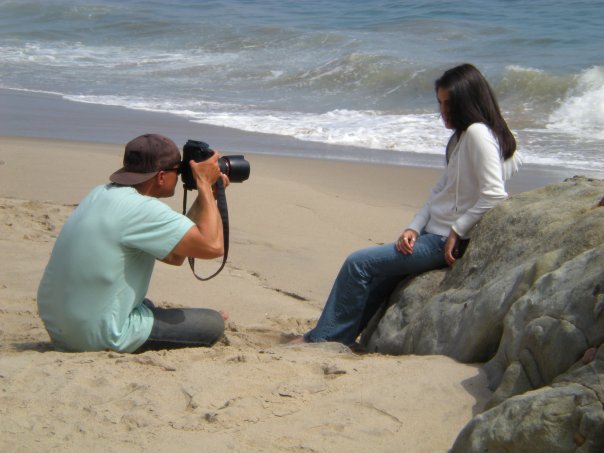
[37,184,194,352]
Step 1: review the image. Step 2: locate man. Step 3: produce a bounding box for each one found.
[37,133,228,352]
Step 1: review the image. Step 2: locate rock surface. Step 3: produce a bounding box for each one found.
[363,176,604,452]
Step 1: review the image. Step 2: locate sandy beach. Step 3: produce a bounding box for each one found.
[0,130,505,452]
[1,88,590,452]
[1,0,602,449]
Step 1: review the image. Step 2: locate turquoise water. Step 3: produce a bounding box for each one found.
[0,0,602,172]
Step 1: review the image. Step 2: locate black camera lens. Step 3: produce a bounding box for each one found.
[220,155,250,183]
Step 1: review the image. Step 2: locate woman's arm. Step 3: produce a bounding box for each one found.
[451,124,507,238]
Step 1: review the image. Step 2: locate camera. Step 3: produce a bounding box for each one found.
[181,140,250,190]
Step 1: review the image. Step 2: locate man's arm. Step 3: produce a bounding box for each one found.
[162,154,226,265]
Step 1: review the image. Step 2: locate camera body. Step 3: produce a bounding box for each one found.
[181,140,250,190]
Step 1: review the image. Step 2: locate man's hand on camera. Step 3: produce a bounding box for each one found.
[190,152,221,188]
[213,174,230,198]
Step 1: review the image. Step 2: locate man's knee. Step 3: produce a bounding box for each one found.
[204,309,225,344]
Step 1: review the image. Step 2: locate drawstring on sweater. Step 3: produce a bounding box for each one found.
[455,143,460,213]
[447,135,461,213]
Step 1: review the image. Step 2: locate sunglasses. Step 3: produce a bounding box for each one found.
[160,165,182,175]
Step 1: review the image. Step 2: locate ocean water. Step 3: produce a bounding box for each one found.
[0,0,603,173]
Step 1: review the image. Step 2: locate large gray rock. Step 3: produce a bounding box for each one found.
[452,346,604,453]
[362,176,604,452]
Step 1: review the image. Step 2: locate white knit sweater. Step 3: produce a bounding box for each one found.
[407,122,519,239]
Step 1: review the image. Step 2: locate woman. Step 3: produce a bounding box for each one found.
[296,63,520,347]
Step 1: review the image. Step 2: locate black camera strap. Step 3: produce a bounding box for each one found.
[182,178,229,281]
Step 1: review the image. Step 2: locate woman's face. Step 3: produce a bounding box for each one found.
[437,87,453,129]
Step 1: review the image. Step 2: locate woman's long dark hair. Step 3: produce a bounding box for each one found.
[435,64,516,160]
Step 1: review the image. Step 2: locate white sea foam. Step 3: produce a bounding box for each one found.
[61,91,603,172]
[190,109,451,156]
[546,66,604,140]
[63,93,450,155]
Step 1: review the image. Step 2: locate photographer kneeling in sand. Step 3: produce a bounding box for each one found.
[37,133,229,353]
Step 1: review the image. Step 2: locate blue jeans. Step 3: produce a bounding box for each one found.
[304,233,447,346]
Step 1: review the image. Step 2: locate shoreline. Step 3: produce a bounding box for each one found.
[1,87,601,195]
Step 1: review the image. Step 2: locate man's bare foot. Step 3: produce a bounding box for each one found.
[287,335,306,345]
[220,310,229,321]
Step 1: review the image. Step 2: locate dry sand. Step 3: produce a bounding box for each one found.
[0,136,493,452]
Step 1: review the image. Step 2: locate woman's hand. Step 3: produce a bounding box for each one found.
[444,229,460,266]
[396,229,418,254]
